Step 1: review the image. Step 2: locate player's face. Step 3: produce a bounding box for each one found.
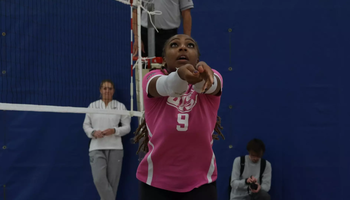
[248,151,262,163]
[100,82,114,101]
[163,34,199,72]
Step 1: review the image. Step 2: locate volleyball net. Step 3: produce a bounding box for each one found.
[0,0,161,117]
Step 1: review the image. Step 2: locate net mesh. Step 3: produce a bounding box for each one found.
[0,0,141,116]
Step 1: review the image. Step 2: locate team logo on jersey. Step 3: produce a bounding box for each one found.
[166,89,198,113]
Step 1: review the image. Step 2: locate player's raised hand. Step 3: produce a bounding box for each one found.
[196,61,214,93]
[177,64,203,85]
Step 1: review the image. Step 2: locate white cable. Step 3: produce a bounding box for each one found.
[140,3,162,33]
[137,5,145,113]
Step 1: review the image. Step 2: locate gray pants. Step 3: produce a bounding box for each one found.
[246,190,271,200]
[89,150,123,200]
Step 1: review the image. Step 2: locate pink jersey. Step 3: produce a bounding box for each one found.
[136,69,223,192]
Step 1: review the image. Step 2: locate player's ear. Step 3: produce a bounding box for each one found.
[161,63,169,75]
[162,58,167,66]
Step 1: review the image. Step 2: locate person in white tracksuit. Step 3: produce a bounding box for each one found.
[83,79,131,200]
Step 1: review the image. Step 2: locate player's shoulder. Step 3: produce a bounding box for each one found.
[144,69,164,82]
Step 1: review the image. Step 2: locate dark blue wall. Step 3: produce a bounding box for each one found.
[1,0,350,200]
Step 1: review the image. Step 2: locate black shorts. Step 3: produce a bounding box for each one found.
[139,181,217,200]
[141,26,178,57]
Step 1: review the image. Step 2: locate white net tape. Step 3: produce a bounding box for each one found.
[0,103,143,117]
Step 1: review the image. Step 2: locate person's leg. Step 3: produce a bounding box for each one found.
[141,26,148,57]
[251,190,271,200]
[107,150,124,199]
[89,150,115,200]
[155,29,178,57]
[139,181,177,200]
[155,32,165,58]
[182,182,217,200]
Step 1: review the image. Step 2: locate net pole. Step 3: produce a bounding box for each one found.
[137,3,144,114]
[130,0,134,116]
[147,2,155,58]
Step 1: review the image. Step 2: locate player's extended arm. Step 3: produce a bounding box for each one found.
[147,64,202,98]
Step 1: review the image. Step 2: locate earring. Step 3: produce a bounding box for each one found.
[161,63,169,75]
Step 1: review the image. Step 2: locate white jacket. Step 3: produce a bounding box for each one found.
[83,100,131,151]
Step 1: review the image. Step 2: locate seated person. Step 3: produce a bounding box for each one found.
[230,139,272,200]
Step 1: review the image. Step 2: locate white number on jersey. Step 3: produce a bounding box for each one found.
[177,114,189,131]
